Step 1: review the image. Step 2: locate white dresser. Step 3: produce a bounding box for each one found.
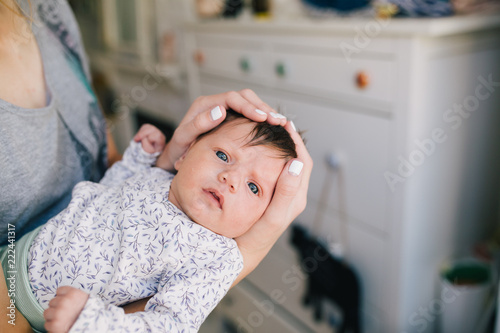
[187,14,500,333]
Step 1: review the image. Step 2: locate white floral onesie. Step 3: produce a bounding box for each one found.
[27,141,243,332]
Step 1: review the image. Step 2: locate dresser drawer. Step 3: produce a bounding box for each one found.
[268,50,395,104]
[194,34,267,83]
[281,97,391,232]
[192,33,395,108]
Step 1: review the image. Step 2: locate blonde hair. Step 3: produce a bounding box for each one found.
[0,0,32,20]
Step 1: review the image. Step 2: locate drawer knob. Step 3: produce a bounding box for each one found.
[239,57,252,73]
[275,62,287,77]
[356,71,370,89]
[193,49,205,65]
[326,152,341,170]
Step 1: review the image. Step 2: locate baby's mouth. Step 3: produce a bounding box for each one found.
[206,189,223,209]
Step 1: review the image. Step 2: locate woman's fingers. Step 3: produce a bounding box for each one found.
[238,89,272,113]
[177,105,226,147]
[236,120,312,253]
[230,89,287,126]
[268,111,287,126]
[187,90,285,126]
[155,106,227,170]
[177,90,288,150]
[238,88,288,126]
[265,120,311,230]
[158,89,288,172]
[233,153,308,284]
[197,91,269,124]
[224,90,272,122]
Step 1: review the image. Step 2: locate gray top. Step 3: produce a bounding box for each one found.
[0,0,107,245]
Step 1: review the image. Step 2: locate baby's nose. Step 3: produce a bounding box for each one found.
[218,170,240,193]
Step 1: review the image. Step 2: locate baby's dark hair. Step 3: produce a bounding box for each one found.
[196,109,297,161]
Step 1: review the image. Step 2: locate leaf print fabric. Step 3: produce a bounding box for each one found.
[28,141,243,332]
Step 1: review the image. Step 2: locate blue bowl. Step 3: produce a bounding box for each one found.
[302,0,370,12]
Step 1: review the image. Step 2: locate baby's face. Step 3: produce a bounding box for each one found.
[168,120,286,238]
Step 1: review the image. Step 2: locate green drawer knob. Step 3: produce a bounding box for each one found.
[240,58,251,72]
[275,62,287,77]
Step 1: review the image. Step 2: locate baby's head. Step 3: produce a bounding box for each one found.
[168,109,297,238]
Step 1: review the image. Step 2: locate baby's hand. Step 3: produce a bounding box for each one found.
[134,124,166,154]
[44,286,89,333]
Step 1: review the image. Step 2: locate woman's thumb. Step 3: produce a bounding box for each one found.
[267,159,304,220]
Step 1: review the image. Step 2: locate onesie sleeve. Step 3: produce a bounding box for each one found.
[69,239,243,333]
[99,141,160,186]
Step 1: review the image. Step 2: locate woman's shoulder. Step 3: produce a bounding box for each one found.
[29,0,92,81]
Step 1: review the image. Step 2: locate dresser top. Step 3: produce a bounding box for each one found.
[186,12,500,37]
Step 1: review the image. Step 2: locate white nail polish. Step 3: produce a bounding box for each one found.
[255,109,266,116]
[211,106,222,121]
[290,121,297,132]
[277,114,287,120]
[289,160,303,176]
[270,112,280,118]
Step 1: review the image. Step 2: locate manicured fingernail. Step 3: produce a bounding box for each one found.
[289,160,303,176]
[211,106,222,120]
[271,112,286,120]
[290,121,296,132]
[255,109,266,116]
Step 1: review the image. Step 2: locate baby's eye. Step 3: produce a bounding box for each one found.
[216,151,228,162]
[248,182,259,195]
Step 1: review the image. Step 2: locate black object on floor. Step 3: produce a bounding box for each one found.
[290,224,362,333]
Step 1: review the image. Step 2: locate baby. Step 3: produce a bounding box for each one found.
[3,109,298,333]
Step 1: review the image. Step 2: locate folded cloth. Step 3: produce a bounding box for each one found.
[0,226,45,333]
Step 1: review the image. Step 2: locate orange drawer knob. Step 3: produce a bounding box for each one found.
[356,71,370,89]
[194,50,205,65]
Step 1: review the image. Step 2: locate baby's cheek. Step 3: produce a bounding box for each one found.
[251,202,268,222]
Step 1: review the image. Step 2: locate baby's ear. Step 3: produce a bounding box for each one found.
[174,142,194,171]
[173,152,187,171]
[174,139,198,171]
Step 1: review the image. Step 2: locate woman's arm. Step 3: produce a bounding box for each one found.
[107,129,122,167]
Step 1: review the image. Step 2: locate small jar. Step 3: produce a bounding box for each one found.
[251,0,271,19]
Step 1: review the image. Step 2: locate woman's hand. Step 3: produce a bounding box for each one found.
[155,89,287,171]
[120,90,312,313]
[232,120,313,285]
